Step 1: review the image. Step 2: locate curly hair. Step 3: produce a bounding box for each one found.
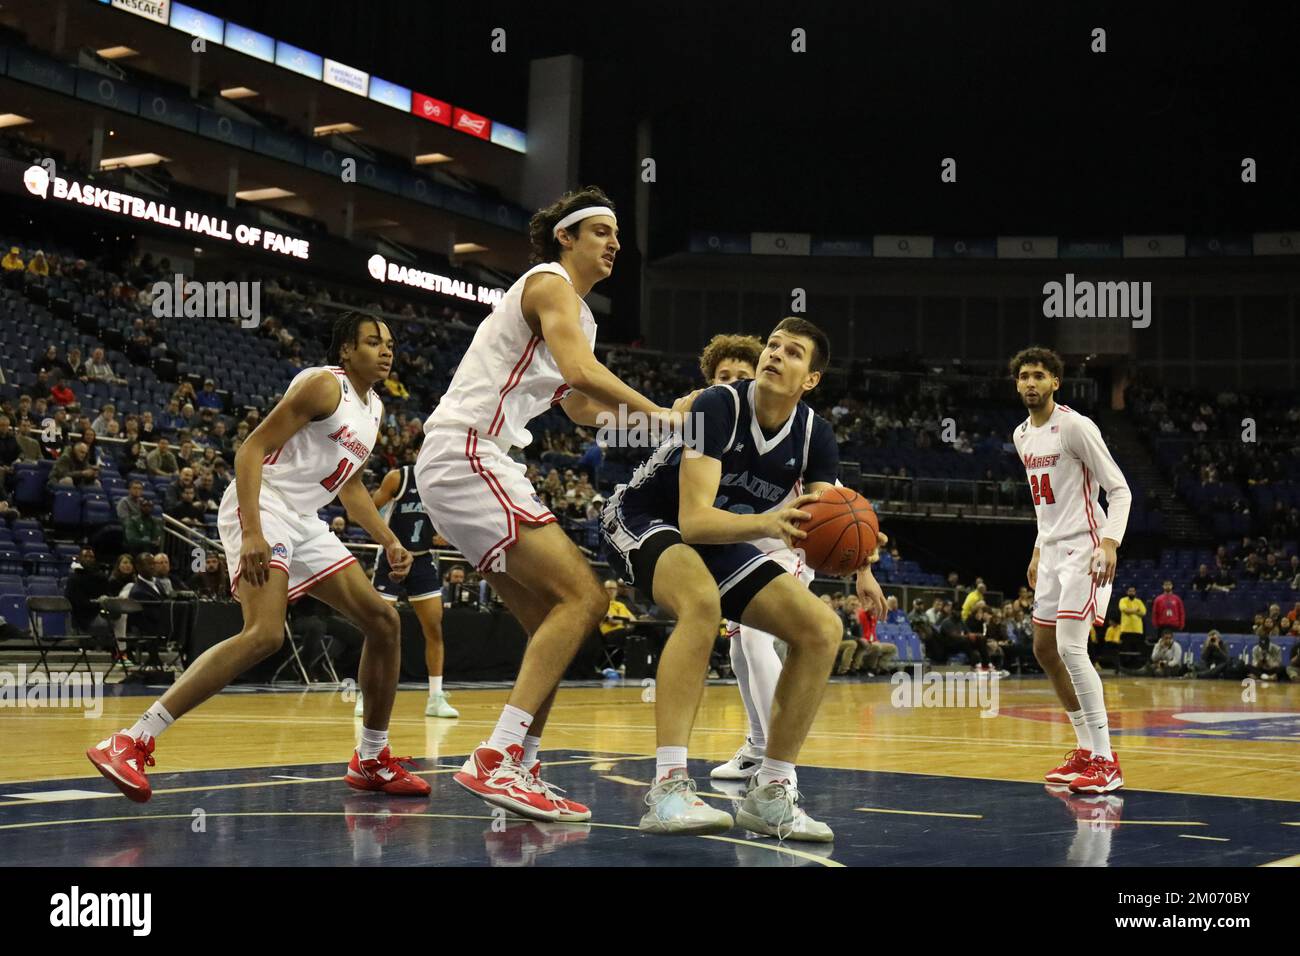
[1007,346,1064,381]
[699,334,763,383]
[528,186,616,265]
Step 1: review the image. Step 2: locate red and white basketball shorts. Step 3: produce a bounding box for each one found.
[415,426,556,572]
[1032,530,1112,628]
[218,483,356,600]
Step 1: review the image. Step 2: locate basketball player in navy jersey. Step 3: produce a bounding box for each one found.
[603,317,887,841]
[352,463,459,718]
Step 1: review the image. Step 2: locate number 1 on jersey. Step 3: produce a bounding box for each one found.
[320,457,355,493]
[1029,472,1056,506]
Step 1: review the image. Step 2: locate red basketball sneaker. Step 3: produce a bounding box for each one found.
[1044,748,1092,785]
[454,744,563,822]
[527,761,592,822]
[1068,752,1123,794]
[86,732,155,803]
[346,747,431,796]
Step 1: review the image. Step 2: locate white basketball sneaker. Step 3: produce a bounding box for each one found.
[639,768,734,835]
[424,691,459,718]
[710,740,764,780]
[737,779,834,843]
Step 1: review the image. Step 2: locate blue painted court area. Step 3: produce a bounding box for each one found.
[3,752,1297,867]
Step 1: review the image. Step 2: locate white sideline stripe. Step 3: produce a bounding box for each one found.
[4,789,116,802]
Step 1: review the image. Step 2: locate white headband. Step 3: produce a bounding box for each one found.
[552,206,616,238]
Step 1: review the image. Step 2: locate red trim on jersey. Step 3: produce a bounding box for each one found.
[1031,615,1057,627]
[229,561,290,597]
[550,383,571,406]
[488,335,542,436]
[287,554,358,599]
[468,429,553,523]
[1058,404,1073,413]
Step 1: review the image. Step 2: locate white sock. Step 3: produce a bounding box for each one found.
[428,675,443,696]
[487,704,532,753]
[127,701,174,742]
[1057,619,1112,761]
[737,624,781,745]
[1067,709,1090,751]
[359,726,388,760]
[756,757,797,789]
[522,735,542,767]
[655,746,688,781]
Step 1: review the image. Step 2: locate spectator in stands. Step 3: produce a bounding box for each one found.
[884,595,908,626]
[1144,629,1183,677]
[326,516,347,539]
[165,467,196,509]
[79,429,110,471]
[66,347,84,381]
[146,438,179,476]
[84,348,125,385]
[1151,579,1185,632]
[124,498,163,551]
[1248,633,1284,682]
[153,553,185,596]
[196,379,223,412]
[1190,563,1215,592]
[1260,553,1285,582]
[1118,586,1146,642]
[1289,557,1300,590]
[203,420,230,453]
[0,415,20,489]
[192,553,230,599]
[907,597,933,641]
[1211,563,1236,591]
[850,597,897,675]
[924,596,946,632]
[193,471,219,511]
[127,329,153,366]
[1190,630,1230,679]
[49,377,76,408]
[65,547,112,632]
[138,411,158,442]
[599,579,635,669]
[107,553,136,596]
[91,404,117,436]
[169,485,205,528]
[50,442,101,487]
[1289,642,1300,683]
[1097,612,1123,670]
[382,369,410,401]
[926,601,966,664]
[127,552,169,635]
[116,479,145,522]
[160,399,185,432]
[2,246,24,273]
[121,440,148,473]
[960,578,987,622]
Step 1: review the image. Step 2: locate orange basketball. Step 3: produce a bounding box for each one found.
[795,487,880,577]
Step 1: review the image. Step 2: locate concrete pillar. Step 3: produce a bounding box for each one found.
[521,55,583,211]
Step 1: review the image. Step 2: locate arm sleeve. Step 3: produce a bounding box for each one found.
[804,416,840,487]
[1063,414,1132,546]
[690,386,739,460]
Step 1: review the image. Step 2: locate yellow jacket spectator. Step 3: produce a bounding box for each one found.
[26,250,48,277]
[1118,588,1147,635]
[383,372,410,400]
[1,247,23,272]
[602,596,634,635]
[1103,621,1124,645]
[960,581,987,622]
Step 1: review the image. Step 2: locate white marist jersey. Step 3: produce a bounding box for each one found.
[257,366,382,515]
[427,262,597,449]
[1012,403,1132,549]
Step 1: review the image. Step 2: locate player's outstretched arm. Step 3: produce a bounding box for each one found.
[339,471,411,581]
[234,370,340,586]
[525,273,665,421]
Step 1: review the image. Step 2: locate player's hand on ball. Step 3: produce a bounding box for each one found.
[1090,540,1118,587]
[767,492,819,549]
[855,568,886,619]
[240,531,272,587]
[386,543,413,582]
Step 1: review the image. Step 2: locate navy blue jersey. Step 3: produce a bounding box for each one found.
[617,379,838,521]
[383,465,436,552]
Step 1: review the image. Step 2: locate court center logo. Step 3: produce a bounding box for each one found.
[1042,273,1152,329]
[890,664,999,717]
[0,667,103,719]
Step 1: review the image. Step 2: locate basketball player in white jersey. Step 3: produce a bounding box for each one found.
[416,187,688,822]
[87,314,429,800]
[1011,347,1131,794]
